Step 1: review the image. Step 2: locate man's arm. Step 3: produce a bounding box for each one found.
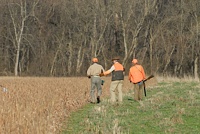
[101,66,105,73]
[128,71,132,82]
[99,65,114,77]
[87,66,91,78]
[99,70,110,77]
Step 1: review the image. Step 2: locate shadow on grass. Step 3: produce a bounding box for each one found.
[127,98,134,101]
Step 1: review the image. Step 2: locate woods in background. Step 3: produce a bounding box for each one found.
[0,0,199,77]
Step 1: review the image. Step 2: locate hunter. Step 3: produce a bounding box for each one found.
[99,56,125,104]
[87,58,105,103]
[129,59,146,101]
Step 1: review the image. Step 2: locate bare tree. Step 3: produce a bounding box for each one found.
[0,0,199,77]
[113,0,159,68]
[7,0,39,76]
[187,0,200,78]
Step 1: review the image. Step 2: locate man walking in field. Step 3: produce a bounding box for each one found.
[99,56,125,104]
[87,58,105,104]
[129,59,146,101]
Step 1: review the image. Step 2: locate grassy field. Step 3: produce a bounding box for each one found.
[0,76,199,133]
[62,80,200,134]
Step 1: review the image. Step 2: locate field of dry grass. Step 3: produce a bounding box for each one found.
[0,76,157,133]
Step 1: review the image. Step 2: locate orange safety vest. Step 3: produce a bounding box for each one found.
[104,62,124,81]
[113,62,124,71]
[112,62,124,81]
[129,64,146,83]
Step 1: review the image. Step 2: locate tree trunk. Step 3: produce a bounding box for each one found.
[194,56,198,80]
[67,40,73,75]
[76,40,85,74]
[163,46,175,75]
[8,0,28,76]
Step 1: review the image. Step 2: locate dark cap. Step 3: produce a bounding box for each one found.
[112,56,120,61]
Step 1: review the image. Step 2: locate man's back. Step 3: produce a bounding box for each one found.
[129,64,145,83]
[87,63,104,76]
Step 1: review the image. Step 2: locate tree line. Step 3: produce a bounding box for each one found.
[0,0,199,77]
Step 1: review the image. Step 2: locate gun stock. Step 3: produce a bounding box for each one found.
[144,75,154,82]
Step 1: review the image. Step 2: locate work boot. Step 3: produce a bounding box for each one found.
[97,96,100,103]
[88,99,95,104]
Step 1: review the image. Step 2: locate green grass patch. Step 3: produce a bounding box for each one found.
[62,82,200,134]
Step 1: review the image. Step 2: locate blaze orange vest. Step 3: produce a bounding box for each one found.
[112,62,124,81]
[129,64,146,83]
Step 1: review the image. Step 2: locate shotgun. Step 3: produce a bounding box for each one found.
[144,74,154,82]
[143,75,154,96]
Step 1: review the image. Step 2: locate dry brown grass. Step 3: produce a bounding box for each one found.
[0,75,157,133]
[0,77,92,133]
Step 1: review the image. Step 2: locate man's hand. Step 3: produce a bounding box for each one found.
[99,73,104,77]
